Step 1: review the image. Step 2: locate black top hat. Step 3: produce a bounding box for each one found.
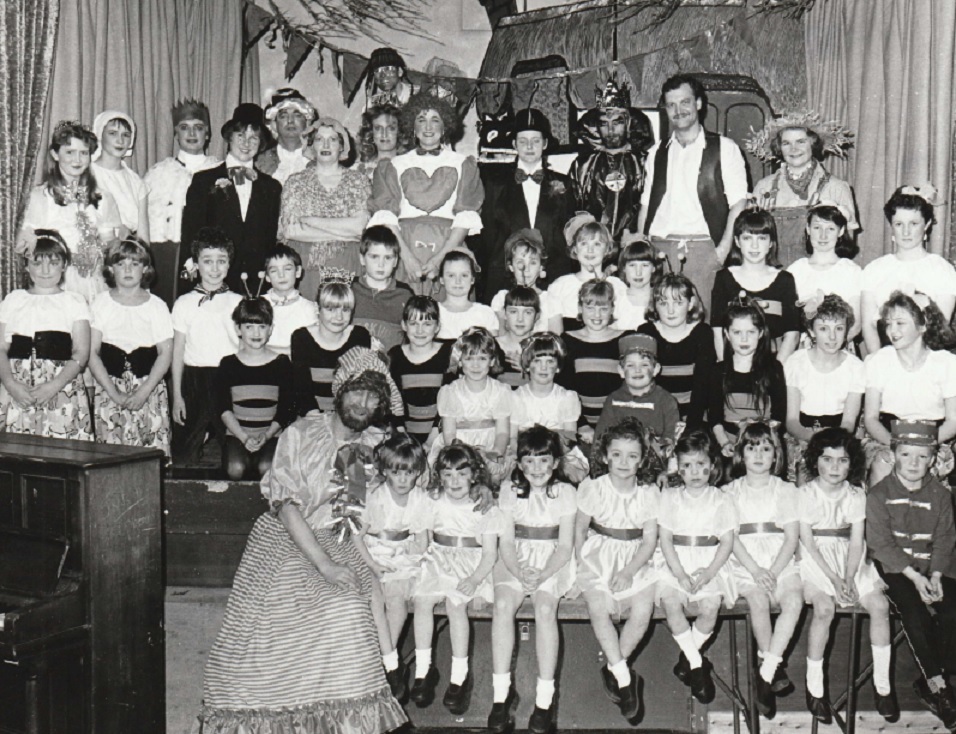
[221,103,268,139]
[512,108,557,150]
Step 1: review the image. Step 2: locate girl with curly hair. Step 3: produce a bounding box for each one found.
[410,441,501,715]
[863,290,956,484]
[368,92,483,293]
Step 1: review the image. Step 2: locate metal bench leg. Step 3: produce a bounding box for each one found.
[743,614,759,734]
[729,619,741,734]
[845,611,860,734]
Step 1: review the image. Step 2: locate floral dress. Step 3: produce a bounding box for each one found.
[0,289,92,439]
[279,167,371,298]
[91,292,173,455]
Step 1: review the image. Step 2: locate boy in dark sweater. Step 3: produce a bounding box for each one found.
[352,225,413,351]
[866,419,956,730]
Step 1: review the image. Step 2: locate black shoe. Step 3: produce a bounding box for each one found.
[915,678,956,730]
[600,665,622,704]
[874,686,899,723]
[770,664,794,696]
[442,673,474,715]
[755,675,776,719]
[386,662,408,702]
[689,659,716,704]
[673,652,691,685]
[805,688,831,724]
[409,667,439,708]
[528,703,556,734]
[617,673,642,719]
[487,690,516,733]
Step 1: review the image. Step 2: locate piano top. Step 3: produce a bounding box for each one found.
[0,434,163,469]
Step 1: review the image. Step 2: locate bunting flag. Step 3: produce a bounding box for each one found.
[284,32,313,80]
[243,3,274,54]
[340,52,366,104]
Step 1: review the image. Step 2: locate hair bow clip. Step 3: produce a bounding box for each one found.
[180,257,199,281]
[912,291,932,311]
[812,199,853,223]
[14,230,38,258]
[901,183,944,207]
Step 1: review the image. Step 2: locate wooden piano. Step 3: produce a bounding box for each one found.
[0,435,164,734]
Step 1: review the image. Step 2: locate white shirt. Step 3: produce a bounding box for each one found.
[861,252,956,322]
[517,161,543,227]
[640,130,748,238]
[436,302,499,341]
[144,151,220,242]
[273,145,311,185]
[171,290,242,367]
[225,154,253,220]
[864,346,956,420]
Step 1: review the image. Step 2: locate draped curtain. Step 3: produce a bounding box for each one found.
[39,0,253,182]
[0,0,59,296]
[805,0,956,264]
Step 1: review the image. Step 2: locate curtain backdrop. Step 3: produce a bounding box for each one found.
[806,0,956,264]
[0,0,59,296]
[39,0,253,181]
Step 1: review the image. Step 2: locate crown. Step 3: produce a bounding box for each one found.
[318,266,355,287]
[595,76,631,111]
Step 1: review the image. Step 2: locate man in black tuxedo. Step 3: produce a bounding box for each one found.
[181,103,282,294]
[474,108,575,303]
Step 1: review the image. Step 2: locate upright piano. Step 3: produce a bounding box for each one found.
[0,435,164,734]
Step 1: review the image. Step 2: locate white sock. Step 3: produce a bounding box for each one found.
[674,630,703,669]
[691,623,712,650]
[492,672,512,703]
[382,649,399,672]
[608,658,631,687]
[806,657,824,698]
[759,652,782,684]
[536,678,555,709]
[415,648,432,679]
[872,645,892,696]
[450,655,469,685]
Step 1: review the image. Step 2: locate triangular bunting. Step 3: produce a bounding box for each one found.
[285,32,312,80]
[341,52,368,105]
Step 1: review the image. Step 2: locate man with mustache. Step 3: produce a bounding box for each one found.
[638,74,749,310]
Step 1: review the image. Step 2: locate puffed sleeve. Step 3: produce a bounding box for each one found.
[367,158,402,227]
[774,479,800,526]
[940,351,956,400]
[639,484,661,525]
[657,486,678,532]
[260,418,336,515]
[497,481,517,518]
[450,156,484,234]
[490,381,513,419]
[150,297,175,344]
[66,291,91,323]
[797,485,823,526]
[844,486,867,525]
[477,506,503,537]
[554,482,578,518]
[0,291,20,329]
[575,477,601,518]
[408,495,436,533]
[436,382,461,418]
[560,388,582,424]
[713,490,738,537]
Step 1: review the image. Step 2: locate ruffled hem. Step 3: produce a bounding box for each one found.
[196,688,407,734]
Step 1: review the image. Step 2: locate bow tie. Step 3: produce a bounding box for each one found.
[515,168,545,185]
[228,166,258,185]
[194,284,230,306]
[415,147,442,156]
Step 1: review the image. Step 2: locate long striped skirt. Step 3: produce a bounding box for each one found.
[197,513,408,734]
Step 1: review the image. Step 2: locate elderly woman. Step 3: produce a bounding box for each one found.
[19,120,123,301]
[368,91,484,295]
[280,117,370,299]
[355,103,403,182]
[197,349,409,734]
[748,111,858,268]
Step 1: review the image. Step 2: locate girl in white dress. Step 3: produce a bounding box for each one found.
[353,434,430,702]
[436,250,498,340]
[430,327,513,486]
[510,333,588,483]
[784,294,864,483]
[725,422,802,718]
[410,442,501,715]
[489,426,576,734]
[0,231,92,439]
[575,417,660,723]
[798,428,892,723]
[613,240,663,332]
[90,110,150,242]
[88,238,173,455]
[19,121,122,302]
[658,430,737,705]
[786,203,862,343]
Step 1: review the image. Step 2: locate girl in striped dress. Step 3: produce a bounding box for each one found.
[291,277,381,416]
[388,295,452,450]
[638,273,715,423]
[216,298,295,480]
[558,279,627,441]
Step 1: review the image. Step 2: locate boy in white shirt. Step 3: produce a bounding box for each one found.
[262,244,318,356]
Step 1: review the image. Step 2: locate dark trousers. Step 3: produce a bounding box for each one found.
[877,565,956,680]
[221,435,278,481]
[171,366,224,465]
